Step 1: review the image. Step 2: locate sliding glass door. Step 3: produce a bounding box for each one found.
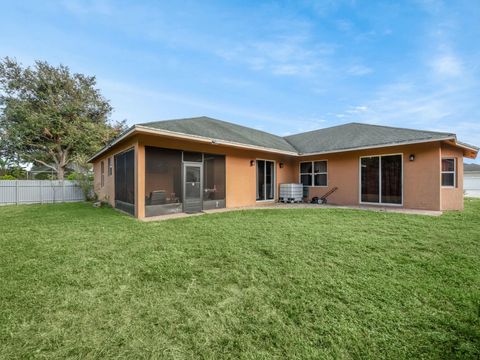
[361,154,402,205]
[256,160,275,201]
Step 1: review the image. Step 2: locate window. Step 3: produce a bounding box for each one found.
[441,158,456,187]
[108,157,113,176]
[300,161,328,186]
[101,161,105,187]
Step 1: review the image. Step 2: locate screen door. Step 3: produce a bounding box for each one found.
[183,163,203,213]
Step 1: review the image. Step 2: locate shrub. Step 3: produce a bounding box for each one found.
[0,174,16,180]
[69,172,95,201]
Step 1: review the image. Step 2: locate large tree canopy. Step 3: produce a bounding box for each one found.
[0,57,125,179]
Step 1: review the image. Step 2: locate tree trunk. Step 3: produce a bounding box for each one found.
[57,166,64,180]
[56,148,69,180]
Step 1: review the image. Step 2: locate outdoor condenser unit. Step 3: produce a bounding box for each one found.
[279,183,304,203]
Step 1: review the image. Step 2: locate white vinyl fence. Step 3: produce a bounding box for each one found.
[465,175,480,198]
[0,180,85,206]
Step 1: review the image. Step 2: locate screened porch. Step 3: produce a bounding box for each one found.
[144,147,226,217]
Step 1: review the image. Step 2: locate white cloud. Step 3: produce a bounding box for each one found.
[97,79,306,129]
[325,77,480,150]
[347,64,373,76]
[216,36,334,77]
[430,53,463,77]
[346,105,368,114]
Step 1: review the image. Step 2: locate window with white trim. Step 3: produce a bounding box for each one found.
[101,161,105,187]
[441,158,456,187]
[300,161,327,186]
[108,157,113,176]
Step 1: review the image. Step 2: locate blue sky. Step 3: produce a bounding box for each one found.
[1,0,479,161]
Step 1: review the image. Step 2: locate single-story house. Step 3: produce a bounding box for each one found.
[464,163,480,197]
[88,116,478,218]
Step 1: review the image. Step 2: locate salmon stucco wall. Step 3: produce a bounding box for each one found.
[295,142,443,211]
[93,134,468,217]
[93,138,137,207]
[440,143,464,211]
[136,133,296,214]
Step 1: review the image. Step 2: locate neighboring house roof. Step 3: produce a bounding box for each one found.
[285,122,456,154]
[464,163,480,172]
[89,116,479,161]
[139,116,297,153]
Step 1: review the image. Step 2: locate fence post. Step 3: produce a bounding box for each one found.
[40,181,43,204]
[15,180,19,205]
[62,180,65,203]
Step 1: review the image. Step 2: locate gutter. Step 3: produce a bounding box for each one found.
[455,141,479,152]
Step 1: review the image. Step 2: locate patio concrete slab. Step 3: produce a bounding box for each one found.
[140,202,442,221]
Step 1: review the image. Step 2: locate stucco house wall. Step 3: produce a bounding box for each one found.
[135,134,296,218]
[93,132,469,217]
[441,143,464,210]
[295,142,443,211]
[93,137,138,207]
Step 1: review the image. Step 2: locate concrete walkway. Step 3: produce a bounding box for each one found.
[141,202,443,222]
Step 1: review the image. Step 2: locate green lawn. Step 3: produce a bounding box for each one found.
[0,201,479,359]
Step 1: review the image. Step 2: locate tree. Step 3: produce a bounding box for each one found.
[0,158,9,176]
[0,57,125,179]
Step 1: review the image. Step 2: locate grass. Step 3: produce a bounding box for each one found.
[0,200,479,359]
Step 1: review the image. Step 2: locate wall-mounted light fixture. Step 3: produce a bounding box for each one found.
[279,162,284,168]
[250,160,255,166]
[409,154,415,161]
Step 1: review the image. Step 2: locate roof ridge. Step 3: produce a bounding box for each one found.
[285,121,455,139]
[140,115,211,126]
[348,122,455,136]
[284,122,358,138]
[141,116,290,141]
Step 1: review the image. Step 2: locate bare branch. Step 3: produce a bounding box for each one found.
[33,159,57,172]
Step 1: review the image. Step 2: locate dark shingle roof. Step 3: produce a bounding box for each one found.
[139,116,297,153]
[90,117,476,162]
[284,122,455,154]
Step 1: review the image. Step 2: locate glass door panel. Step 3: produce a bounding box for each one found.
[256,160,275,201]
[266,161,274,200]
[361,157,380,203]
[256,160,265,201]
[184,164,202,213]
[381,155,402,204]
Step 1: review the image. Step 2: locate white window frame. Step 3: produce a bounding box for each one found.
[101,160,105,188]
[256,159,276,202]
[299,160,328,187]
[441,157,456,188]
[358,153,403,206]
[108,157,113,176]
